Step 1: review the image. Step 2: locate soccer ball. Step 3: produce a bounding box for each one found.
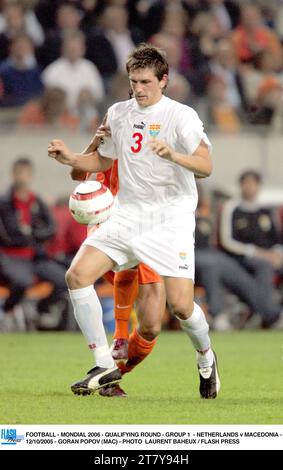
[69,180,114,225]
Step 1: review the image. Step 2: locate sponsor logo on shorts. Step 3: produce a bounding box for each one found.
[88,343,96,350]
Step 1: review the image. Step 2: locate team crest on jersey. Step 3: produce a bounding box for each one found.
[179,252,187,261]
[149,124,161,138]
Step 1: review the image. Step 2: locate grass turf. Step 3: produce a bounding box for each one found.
[0,331,282,424]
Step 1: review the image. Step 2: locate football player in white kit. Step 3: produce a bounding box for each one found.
[48,44,220,399]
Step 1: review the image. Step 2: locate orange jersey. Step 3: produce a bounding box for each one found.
[95,160,119,196]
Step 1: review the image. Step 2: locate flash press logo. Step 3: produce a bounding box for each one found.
[1,429,25,446]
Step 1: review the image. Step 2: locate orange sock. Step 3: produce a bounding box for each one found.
[118,327,157,375]
[113,270,138,339]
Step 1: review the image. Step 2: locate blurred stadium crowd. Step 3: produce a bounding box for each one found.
[0,0,283,332]
[1,0,283,130]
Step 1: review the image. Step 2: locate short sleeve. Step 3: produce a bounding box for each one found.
[176,106,212,155]
[98,105,118,160]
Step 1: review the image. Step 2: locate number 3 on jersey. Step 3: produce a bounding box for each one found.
[131,132,143,153]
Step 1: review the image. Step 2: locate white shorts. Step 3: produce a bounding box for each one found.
[83,209,195,280]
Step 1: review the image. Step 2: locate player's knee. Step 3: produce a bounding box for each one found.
[138,323,161,341]
[65,267,86,289]
[169,298,194,320]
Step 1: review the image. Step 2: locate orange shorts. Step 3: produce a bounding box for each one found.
[103,263,162,286]
[137,263,162,284]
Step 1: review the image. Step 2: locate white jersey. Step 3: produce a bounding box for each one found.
[99,95,211,219]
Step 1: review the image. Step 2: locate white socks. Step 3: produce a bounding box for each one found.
[69,285,115,369]
[179,302,214,368]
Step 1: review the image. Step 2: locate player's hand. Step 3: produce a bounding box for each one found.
[90,114,112,150]
[150,140,176,162]
[94,123,111,145]
[48,139,75,165]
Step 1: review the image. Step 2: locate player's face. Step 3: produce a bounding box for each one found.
[129,68,168,107]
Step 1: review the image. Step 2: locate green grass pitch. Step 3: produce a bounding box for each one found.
[0,331,282,424]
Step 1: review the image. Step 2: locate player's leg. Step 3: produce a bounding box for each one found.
[111,269,139,360]
[113,265,164,373]
[66,245,122,395]
[100,265,164,397]
[164,277,220,399]
[119,279,165,375]
[131,210,220,399]
[99,280,165,397]
[102,269,138,362]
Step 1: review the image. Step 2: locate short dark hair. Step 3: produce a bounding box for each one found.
[13,157,33,170]
[126,43,169,81]
[239,170,262,184]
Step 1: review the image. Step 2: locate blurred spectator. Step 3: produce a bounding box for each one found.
[37,3,82,69]
[100,5,141,68]
[242,50,283,127]
[195,184,281,330]
[80,0,106,33]
[18,87,80,130]
[151,32,183,75]
[207,75,241,131]
[46,197,86,268]
[230,3,282,69]
[0,157,67,331]
[0,1,44,62]
[42,30,104,114]
[191,11,225,61]
[206,0,240,33]
[158,5,193,84]
[241,50,280,104]
[166,74,191,104]
[189,10,224,94]
[255,85,283,128]
[0,34,43,107]
[207,38,248,129]
[86,4,144,83]
[150,7,209,96]
[220,170,283,328]
[210,39,247,113]
[139,0,201,39]
[76,88,100,132]
[35,0,101,32]
[150,32,191,101]
[99,71,130,116]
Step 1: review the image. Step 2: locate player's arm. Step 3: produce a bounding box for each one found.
[70,114,111,180]
[150,139,212,178]
[48,139,113,173]
[70,137,103,181]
